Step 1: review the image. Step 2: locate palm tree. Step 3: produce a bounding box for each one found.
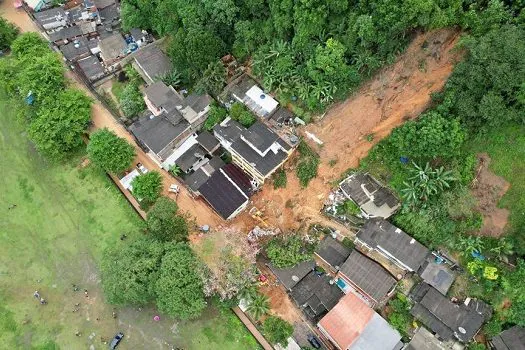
[160,69,182,88]
[239,286,258,302]
[458,235,484,257]
[169,164,182,177]
[246,293,270,320]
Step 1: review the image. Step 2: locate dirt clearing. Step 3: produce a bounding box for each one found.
[235,28,462,232]
[471,153,510,237]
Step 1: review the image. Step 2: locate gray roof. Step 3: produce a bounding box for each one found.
[144,82,184,114]
[357,219,429,271]
[196,131,220,153]
[410,283,492,343]
[315,236,351,269]
[339,250,397,303]
[351,313,404,350]
[491,326,525,350]
[93,0,115,9]
[176,144,207,173]
[268,260,315,290]
[241,121,279,153]
[130,28,144,41]
[228,74,257,99]
[185,93,212,114]
[34,8,67,27]
[77,55,105,81]
[133,45,173,82]
[206,156,224,172]
[213,118,245,144]
[49,25,82,42]
[290,271,344,321]
[98,3,119,24]
[269,106,294,123]
[405,327,448,350]
[231,137,288,176]
[59,37,90,61]
[418,259,455,295]
[185,168,210,192]
[99,33,127,61]
[129,113,190,156]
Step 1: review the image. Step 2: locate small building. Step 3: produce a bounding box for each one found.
[97,3,119,35]
[224,74,279,118]
[25,0,52,12]
[339,172,400,219]
[336,250,397,307]
[129,28,147,46]
[184,156,224,195]
[77,55,105,81]
[318,292,402,350]
[290,271,344,321]
[490,326,525,350]
[173,144,209,174]
[213,118,293,184]
[34,7,68,30]
[59,37,91,61]
[418,258,455,295]
[355,219,430,272]
[196,131,221,155]
[268,260,316,291]
[198,164,252,220]
[132,44,173,84]
[410,282,492,343]
[93,0,115,9]
[405,326,457,350]
[98,33,127,64]
[315,236,351,272]
[49,25,83,45]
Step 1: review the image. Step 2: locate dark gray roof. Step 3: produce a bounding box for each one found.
[339,250,397,303]
[405,327,448,350]
[315,236,351,269]
[199,165,249,219]
[269,106,294,123]
[129,113,189,156]
[93,0,115,9]
[213,118,245,144]
[228,74,257,99]
[290,271,344,321]
[491,326,525,350]
[206,156,225,172]
[176,144,207,173]
[98,3,119,23]
[77,55,104,81]
[144,82,184,114]
[341,173,398,208]
[410,283,492,343]
[241,121,279,153]
[185,168,210,192]
[231,137,288,176]
[418,259,455,295]
[99,33,127,61]
[59,37,90,60]
[196,131,220,153]
[130,28,144,41]
[133,45,173,82]
[185,93,212,114]
[34,8,66,27]
[49,25,82,42]
[269,260,315,290]
[357,219,429,271]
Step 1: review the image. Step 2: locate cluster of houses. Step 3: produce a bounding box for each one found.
[26,0,152,82]
[265,173,513,350]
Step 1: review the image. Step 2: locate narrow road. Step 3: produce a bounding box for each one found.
[1,4,222,227]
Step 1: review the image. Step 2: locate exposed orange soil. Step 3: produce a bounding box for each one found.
[233,28,462,232]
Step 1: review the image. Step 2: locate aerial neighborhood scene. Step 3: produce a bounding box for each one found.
[1,0,525,349]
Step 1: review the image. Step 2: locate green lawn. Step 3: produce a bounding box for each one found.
[0,92,259,349]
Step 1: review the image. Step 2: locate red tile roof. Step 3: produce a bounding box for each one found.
[318,293,374,349]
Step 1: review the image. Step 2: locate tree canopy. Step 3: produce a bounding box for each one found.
[0,18,19,51]
[146,197,189,242]
[262,316,293,345]
[266,235,314,268]
[87,128,135,173]
[131,171,163,205]
[155,243,207,319]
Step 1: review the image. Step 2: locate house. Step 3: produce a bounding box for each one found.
[315,236,351,272]
[49,25,83,45]
[336,250,397,307]
[318,292,402,350]
[59,37,91,61]
[34,7,68,30]
[268,106,295,127]
[268,260,316,291]
[290,271,344,321]
[339,172,401,219]
[97,3,120,36]
[65,0,98,24]
[130,28,148,46]
[405,326,457,350]
[184,156,224,195]
[418,258,455,295]
[410,282,492,343]
[224,74,279,118]
[490,326,525,350]
[132,45,173,84]
[355,219,430,272]
[173,144,209,174]
[198,164,252,220]
[77,55,105,81]
[25,0,52,12]
[98,33,127,65]
[213,118,293,184]
[93,0,114,9]
[196,131,221,155]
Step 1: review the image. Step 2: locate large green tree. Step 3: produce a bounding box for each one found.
[119,83,145,118]
[155,243,207,319]
[146,197,189,242]
[131,171,163,204]
[101,236,165,305]
[87,128,135,173]
[263,316,293,345]
[10,32,49,59]
[266,235,313,268]
[0,18,19,51]
[28,89,91,159]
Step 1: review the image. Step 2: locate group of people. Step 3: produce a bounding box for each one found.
[33,291,46,305]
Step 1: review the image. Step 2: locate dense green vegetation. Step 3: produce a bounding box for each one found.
[266,235,314,268]
[87,128,136,173]
[146,197,189,242]
[386,294,413,341]
[273,168,287,189]
[131,171,163,207]
[0,18,19,51]
[296,140,320,187]
[203,104,228,131]
[118,66,146,118]
[262,316,294,345]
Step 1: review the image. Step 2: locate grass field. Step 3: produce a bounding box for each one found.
[0,91,259,349]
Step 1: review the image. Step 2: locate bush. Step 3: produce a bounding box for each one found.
[273,169,287,189]
[266,235,313,268]
[230,102,256,127]
[119,83,145,118]
[131,171,163,206]
[295,140,320,188]
[0,18,19,51]
[262,316,293,345]
[203,104,227,131]
[87,128,135,173]
[387,294,413,340]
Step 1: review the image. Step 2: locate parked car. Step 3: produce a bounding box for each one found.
[308,335,322,349]
[109,332,124,349]
[136,163,148,174]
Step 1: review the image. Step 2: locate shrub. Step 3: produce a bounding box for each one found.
[295,140,320,188]
[87,128,135,173]
[273,169,287,189]
[230,102,256,127]
[131,171,163,206]
[266,235,313,268]
[119,83,145,118]
[263,316,293,345]
[203,104,228,131]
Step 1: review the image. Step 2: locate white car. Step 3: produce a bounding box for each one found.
[136,163,149,174]
[169,184,180,193]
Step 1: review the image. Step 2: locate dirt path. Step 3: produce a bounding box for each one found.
[1,4,222,228]
[235,28,462,231]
